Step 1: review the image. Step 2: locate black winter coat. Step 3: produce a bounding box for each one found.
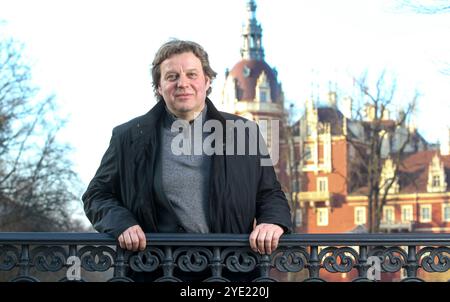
[82,99,292,238]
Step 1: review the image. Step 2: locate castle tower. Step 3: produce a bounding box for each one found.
[220,0,289,192]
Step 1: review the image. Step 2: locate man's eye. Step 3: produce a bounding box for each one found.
[187,73,197,79]
[166,74,178,81]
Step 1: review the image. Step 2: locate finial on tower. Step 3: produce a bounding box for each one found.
[241,0,265,60]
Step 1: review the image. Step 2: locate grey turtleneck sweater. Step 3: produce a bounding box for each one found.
[153,105,211,233]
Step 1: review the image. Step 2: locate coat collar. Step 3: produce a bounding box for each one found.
[205,98,226,125]
[138,97,224,135]
[132,98,227,153]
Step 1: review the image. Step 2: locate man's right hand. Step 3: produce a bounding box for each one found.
[118,225,147,251]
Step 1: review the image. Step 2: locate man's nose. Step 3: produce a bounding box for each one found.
[177,73,189,87]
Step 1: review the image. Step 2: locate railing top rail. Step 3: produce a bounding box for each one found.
[1,232,450,246]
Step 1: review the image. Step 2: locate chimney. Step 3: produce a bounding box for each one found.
[381,107,390,121]
[365,104,375,121]
[327,91,337,108]
[341,96,353,119]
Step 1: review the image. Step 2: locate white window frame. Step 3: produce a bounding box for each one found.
[354,206,366,225]
[383,206,395,224]
[317,177,328,192]
[401,205,413,223]
[256,72,270,103]
[419,204,432,223]
[317,208,329,226]
[259,90,268,103]
[442,204,450,222]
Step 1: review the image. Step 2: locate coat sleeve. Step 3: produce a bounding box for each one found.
[255,129,293,234]
[82,130,139,238]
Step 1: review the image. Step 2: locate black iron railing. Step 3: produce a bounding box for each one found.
[1,233,449,282]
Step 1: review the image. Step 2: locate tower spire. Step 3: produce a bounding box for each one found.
[241,0,265,60]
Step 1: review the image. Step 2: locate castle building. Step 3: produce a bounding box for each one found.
[220,0,450,281]
[294,95,449,236]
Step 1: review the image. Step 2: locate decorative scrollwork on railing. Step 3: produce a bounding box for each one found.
[173,247,213,273]
[320,246,358,273]
[221,247,258,273]
[0,245,19,271]
[31,246,68,272]
[2,233,450,282]
[417,246,450,273]
[369,246,407,273]
[128,247,164,272]
[272,247,309,273]
[78,246,116,272]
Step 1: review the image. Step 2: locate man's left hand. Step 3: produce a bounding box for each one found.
[249,223,284,255]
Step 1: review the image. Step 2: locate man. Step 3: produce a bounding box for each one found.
[82,39,292,280]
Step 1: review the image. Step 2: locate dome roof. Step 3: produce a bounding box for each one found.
[228,59,281,102]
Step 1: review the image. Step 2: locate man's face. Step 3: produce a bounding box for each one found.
[158,51,210,120]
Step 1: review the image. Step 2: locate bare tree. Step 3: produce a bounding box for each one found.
[347,71,420,233]
[397,0,450,14]
[396,0,450,75]
[285,103,302,228]
[0,35,84,231]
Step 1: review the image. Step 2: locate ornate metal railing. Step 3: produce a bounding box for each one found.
[1,233,449,282]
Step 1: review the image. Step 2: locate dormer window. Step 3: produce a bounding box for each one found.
[432,175,441,187]
[380,158,399,194]
[427,154,447,193]
[256,71,271,103]
[259,90,268,102]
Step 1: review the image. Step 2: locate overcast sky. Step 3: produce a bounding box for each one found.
[1,0,450,189]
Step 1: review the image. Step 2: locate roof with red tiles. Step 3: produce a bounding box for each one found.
[399,150,450,193]
[228,59,281,102]
[349,150,450,195]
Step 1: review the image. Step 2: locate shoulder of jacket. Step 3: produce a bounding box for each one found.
[111,114,148,137]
